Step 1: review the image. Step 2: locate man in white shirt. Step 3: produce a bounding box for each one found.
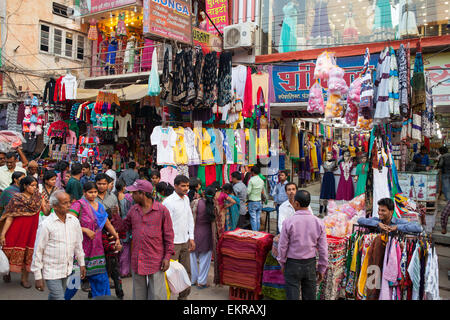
[162,175,195,300]
[31,190,86,300]
[278,182,314,234]
[0,152,27,191]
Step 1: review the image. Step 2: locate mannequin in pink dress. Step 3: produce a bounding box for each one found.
[336,151,355,201]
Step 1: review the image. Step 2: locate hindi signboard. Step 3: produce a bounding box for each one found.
[205,0,228,35]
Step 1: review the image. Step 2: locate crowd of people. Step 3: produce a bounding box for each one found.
[0,148,431,300]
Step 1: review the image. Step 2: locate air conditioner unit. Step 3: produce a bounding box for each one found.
[223,22,255,50]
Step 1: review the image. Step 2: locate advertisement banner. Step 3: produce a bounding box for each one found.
[205,0,228,35]
[78,0,137,15]
[143,0,192,44]
[424,52,450,106]
[272,53,380,103]
[192,28,222,53]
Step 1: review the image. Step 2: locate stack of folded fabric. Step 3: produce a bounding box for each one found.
[218,228,274,294]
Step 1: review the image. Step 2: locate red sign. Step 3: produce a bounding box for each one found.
[205,0,228,35]
[143,0,192,44]
[89,0,137,13]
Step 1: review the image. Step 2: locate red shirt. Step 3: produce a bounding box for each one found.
[112,201,174,275]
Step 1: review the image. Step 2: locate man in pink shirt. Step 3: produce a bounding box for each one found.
[277,190,328,300]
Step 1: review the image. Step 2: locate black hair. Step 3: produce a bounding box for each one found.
[128,162,136,169]
[10,171,25,185]
[82,162,91,170]
[156,182,168,195]
[378,198,394,211]
[83,181,98,193]
[208,181,220,191]
[420,146,428,152]
[19,176,37,192]
[5,152,16,160]
[95,173,109,182]
[294,190,311,208]
[251,166,261,175]
[285,182,298,192]
[149,170,160,179]
[103,159,113,169]
[278,170,287,177]
[189,177,201,190]
[43,170,57,183]
[204,186,217,222]
[54,160,69,172]
[165,184,174,196]
[105,175,113,183]
[439,146,448,154]
[222,183,234,194]
[71,163,83,176]
[115,179,126,194]
[231,171,242,181]
[145,160,151,167]
[174,175,189,186]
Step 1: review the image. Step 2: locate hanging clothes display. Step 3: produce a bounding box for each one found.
[398,0,418,38]
[279,1,298,53]
[116,13,127,37]
[310,0,332,44]
[88,19,98,40]
[372,0,394,41]
[336,160,355,201]
[355,160,369,197]
[343,8,358,43]
[374,47,391,121]
[320,159,337,202]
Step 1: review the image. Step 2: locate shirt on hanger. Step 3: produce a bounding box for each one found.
[116,114,132,138]
[151,126,177,165]
[160,166,178,186]
[61,74,77,100]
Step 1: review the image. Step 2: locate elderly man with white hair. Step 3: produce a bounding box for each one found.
[31,190,86,300]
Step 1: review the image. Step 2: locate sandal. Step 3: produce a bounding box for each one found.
[197,284,210,289]
[20,281,32,289]
[3,274,11,283]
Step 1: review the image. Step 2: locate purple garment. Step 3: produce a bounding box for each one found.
[194,199,213,254]
[141,38,154,72]
[380,238,400,300]
[189,165,199,178]
[119,242,131,277]
[336,162,354,201]
[16,103,25,125]
[310,0,332,38]
[277,209,328,274]
[70,199,107,275]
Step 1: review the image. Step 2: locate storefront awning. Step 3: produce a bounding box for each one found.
[76,84,149,102]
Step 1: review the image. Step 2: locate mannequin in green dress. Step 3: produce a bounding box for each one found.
[355,154,369,197]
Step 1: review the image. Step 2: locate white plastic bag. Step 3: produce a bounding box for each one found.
[0,247,9,276]
[165,260,191,294]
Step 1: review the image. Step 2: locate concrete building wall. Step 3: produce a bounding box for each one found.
[1,0,90,98]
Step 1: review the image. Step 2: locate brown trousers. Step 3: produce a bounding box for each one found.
[172,242,191,299]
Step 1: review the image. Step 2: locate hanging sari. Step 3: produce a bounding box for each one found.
[0,191,42,273]
[69,198,110,297]
[225,195,240,231]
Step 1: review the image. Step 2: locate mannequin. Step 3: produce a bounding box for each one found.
[332,142,340,161]
[354,154,369,197]
[106,31,118,75]
[336,151,355,201]
[279,1,298,53]
[320,152,337,215]
[310,0,332,45]
[199,11,207,31]
[348,141,356,158]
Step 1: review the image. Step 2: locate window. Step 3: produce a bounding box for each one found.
[52,2,69,18]
[53,28,62,55]
[65,32,73,58]
[39,23,85,61]
[76,35,85,60]
[40,24,50,52]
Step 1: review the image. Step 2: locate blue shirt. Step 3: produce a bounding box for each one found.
[272,181,289,205]
[413,153,429,166]
[80,174,96,187]
[357,216,423,233]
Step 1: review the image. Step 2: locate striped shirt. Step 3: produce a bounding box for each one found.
[112,201,175,275]
[31,212,85,281]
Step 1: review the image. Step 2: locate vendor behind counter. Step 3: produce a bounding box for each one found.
[412,146,430,169]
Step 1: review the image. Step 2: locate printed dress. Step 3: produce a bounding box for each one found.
[336,161,355,201]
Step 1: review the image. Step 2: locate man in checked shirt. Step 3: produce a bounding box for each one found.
[112,179,174,300]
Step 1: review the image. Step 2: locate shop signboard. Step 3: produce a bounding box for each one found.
[77,0,138,15]
[423,52,450,106]
[205,0,229,35]
[272,53,380,103]
[143,0,192,44]
[192,27,222,52]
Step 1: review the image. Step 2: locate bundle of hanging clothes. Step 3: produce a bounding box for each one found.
[342,225,440,300]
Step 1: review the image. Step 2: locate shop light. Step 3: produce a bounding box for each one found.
[438,130,442,139]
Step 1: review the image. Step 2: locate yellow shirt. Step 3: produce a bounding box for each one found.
[173,127,188,165]
[289,126,300,160]
[349,145,356,158]
[310,140,318,170]
[201,128,215,164]
[257,129,269,159]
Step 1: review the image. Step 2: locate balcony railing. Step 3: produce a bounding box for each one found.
[90,43,161,77]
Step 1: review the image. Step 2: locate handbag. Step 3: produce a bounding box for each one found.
[0,247,9,276]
